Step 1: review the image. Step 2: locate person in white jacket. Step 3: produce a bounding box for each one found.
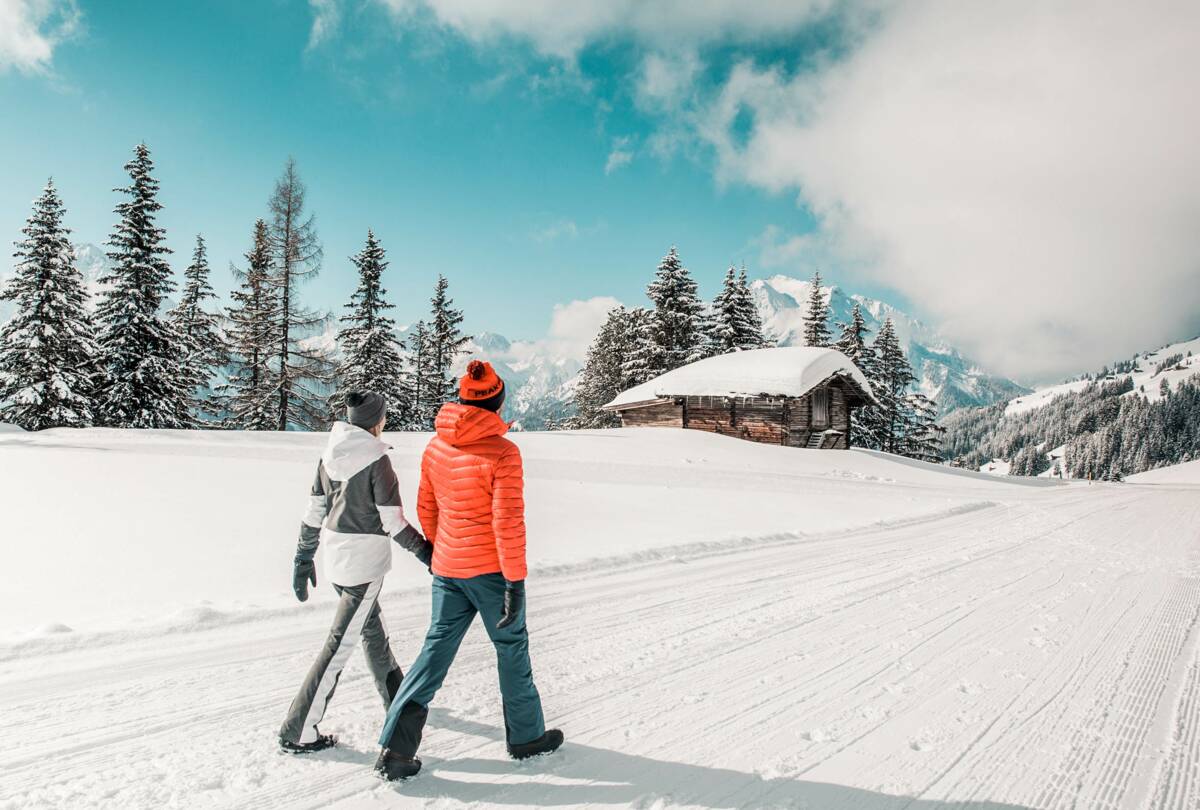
[278,391,433,753]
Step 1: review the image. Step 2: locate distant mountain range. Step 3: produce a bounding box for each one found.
[751,276,1029,414]
[2,245,1027,427]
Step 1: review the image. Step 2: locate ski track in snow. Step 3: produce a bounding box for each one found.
[1,487,1198,809]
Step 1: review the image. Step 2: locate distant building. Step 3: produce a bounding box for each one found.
[603,347,877,449]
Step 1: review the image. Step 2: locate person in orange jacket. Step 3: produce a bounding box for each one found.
[374,360,563,781]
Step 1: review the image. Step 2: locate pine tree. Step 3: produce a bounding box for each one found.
[862,317,917,453]
[0,180,98,430]
[900,392,945,463]
[646,247,707,372]
[802,270,831,348]
[710,265,768,354]
[265,158,333,430]
[330,230,407,428]
[223,219,278,429]
[168,234,225,420]
[400,319,437,430]
[424,275,471,418]
[834,302,872,370]
[735,265,769,349]
[1160,377,1170,397]
[574,306,640,429]
[619,307,657,387]
[710,266,743,355]
[95,143,194,428]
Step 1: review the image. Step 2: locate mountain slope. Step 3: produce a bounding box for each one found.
[752,275,1029,413]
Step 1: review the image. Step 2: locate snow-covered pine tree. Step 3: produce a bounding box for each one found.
[802,270,832,348]
[330,230,407,428]
[834,302,871,370]
[168,234,226,420]
[265,158,333,430]
[223,219,278,429]
[900,392,945,463]
[833,301,875,445]
[862,317,917,454]
[646,247,707,372]
[574,305,639,429]
[735,265,770,349]
[0,180,99,430]
[95,144,194,429]
[425,274,471,415]
[619,307,657,387]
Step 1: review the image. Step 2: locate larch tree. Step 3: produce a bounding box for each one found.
[265,158,332,430]
[0,180,99,430]
[95,143,194,428]
[802,270,831,348]
[168,234,226,420]
[223,219,278,429]
[331,230,407,428]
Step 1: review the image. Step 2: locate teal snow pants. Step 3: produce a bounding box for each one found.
[379,573,545,755]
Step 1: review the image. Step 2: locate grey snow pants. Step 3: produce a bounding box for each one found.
[280,578,403,744]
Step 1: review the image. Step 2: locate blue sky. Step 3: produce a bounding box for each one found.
[0,0,860,351]
[2,1,1198,381]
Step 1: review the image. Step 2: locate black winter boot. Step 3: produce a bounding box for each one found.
[279,732,337,754]
[507,729,564,760]
[375,749,422,781]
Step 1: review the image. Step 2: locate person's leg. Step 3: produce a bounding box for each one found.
[280,579,382,745]
[378,576,476,756]
[360,596,403,707]
[463,573,546,746]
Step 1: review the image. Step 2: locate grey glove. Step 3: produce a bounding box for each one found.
[293,556,317,602]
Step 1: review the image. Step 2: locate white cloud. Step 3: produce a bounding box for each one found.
[540,296,625,361]
[604,136,633,174]
[0,0,81,74]
[698,1,1200,380]
[307,0,341,49]
[374,0,838,59]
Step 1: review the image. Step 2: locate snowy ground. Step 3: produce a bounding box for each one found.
[1,428,1198,809]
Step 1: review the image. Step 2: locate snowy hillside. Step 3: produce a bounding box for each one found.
[1128,457,1200,484]
[752,276,1029,413]
[1006,335,1200,416]
[4,428,1200,809]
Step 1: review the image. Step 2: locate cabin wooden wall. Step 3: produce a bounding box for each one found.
[617,401,683,428]
[614,380,863,449]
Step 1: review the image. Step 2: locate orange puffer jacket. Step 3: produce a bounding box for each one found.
[417,402,527,581]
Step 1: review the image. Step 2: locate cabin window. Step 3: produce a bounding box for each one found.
[812,389,830,426]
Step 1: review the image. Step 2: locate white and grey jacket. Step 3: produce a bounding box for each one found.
[297,422,426,587]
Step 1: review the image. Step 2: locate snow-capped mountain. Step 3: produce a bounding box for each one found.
[751,275,1029,414]
[300,325,580,429]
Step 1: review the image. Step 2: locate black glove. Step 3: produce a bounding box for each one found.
[415,540,434,571]
[496,579,525,629]
[293,557,317,602]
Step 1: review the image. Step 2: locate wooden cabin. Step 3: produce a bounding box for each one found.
[602,347,877,449]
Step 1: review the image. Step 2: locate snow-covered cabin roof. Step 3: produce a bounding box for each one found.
[603,347,877,410]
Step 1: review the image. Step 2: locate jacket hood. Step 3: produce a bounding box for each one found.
[322,421,389,481]
[435,402,509,446]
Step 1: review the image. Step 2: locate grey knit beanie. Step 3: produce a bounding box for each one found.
[346,391,386,430]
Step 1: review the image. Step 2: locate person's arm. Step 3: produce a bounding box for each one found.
[294,462,327,601]
[492,444,528,583]
[372,454,432,567]
[416,452,439,546]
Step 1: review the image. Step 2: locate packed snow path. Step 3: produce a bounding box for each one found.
[2,483,1198,808]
